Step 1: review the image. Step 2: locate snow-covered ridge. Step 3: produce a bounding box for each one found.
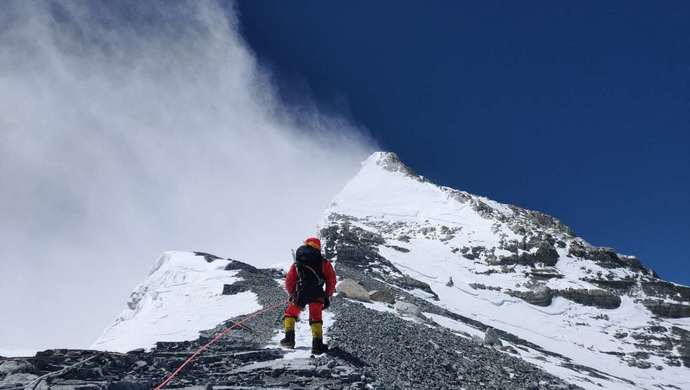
[88,151,688,389]
[92,251,261,353]
[322,151,690,390]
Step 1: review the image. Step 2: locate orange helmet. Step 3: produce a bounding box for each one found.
[304,237,321,250]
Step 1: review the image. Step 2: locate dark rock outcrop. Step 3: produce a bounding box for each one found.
[508,286,553,307]
[507,207,575,237]
[586,279,637,293]
[528,269,564,280]
[642,281,690,302]
[643,300,690,318]
[470,283,502,292]
[567,241,648,273]
[589,248,628,269]
[193,251,224,263]
[322,216,439,300]
[514,285,625,310]
[556,288,622,309]
[672,327,690,367]
[497,242,559,267]
[460,246,486,260]
[222,282,250,295]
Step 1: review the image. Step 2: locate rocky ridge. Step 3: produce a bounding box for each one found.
[0,253,371,390]
[1,252,576,390]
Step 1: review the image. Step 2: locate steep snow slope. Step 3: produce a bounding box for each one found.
[322,152,690,390]
[92,251,262,352]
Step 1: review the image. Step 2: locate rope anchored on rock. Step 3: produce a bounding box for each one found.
[153,301,287,390]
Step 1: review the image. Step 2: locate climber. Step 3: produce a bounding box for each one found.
[280,237,337,354]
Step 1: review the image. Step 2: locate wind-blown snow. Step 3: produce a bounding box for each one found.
[92,251,261,353]
[0,0,372,353]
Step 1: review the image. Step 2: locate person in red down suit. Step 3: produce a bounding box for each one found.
[280,237,336,354]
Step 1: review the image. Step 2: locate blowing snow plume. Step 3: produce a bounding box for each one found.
[0,0,373,353]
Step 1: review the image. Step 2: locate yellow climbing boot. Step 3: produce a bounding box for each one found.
[310,320,328,354]
[310,320,323,338]
[280,317,296,349]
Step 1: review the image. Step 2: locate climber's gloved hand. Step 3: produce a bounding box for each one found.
[323,295,331,310]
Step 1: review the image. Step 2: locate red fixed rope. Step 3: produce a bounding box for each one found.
[153,301,287,390]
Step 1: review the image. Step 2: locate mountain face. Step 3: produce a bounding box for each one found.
[1,152,688,390]
[320,152,690,389]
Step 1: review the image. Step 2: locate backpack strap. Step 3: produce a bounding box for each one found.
[297,263,325,286]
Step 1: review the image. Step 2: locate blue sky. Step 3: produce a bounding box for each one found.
[236,1,690,284]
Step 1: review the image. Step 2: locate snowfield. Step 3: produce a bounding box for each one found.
[92,251,261,352]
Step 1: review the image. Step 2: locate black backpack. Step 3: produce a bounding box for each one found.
[293,245,326,307]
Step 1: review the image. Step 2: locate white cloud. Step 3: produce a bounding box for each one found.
[0,1,374,352]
